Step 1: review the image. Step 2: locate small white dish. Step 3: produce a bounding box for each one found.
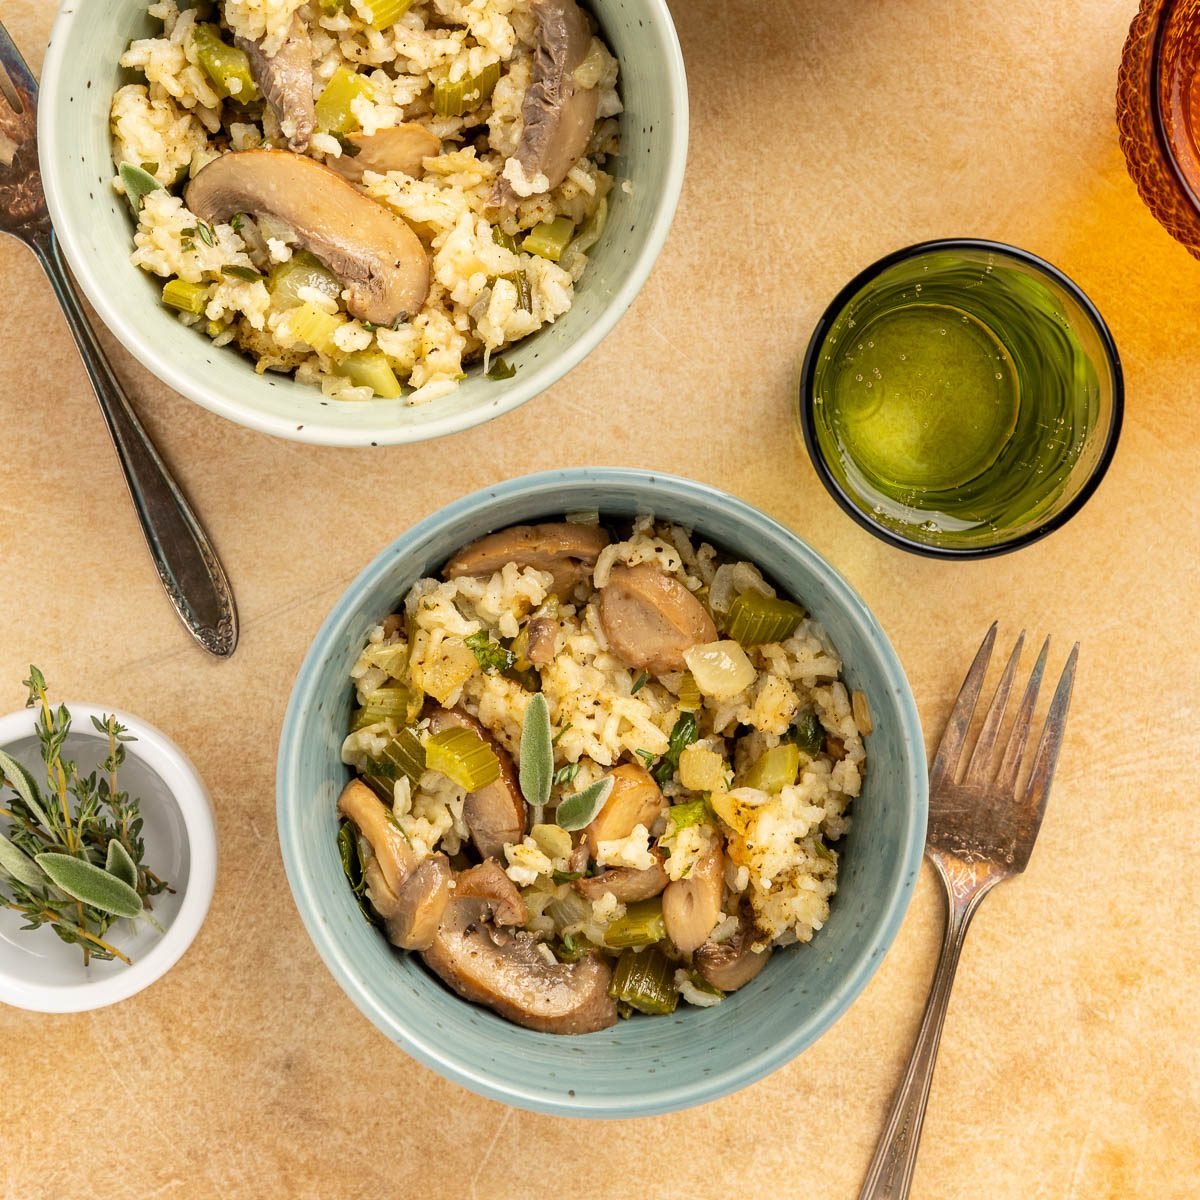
[0,703,216,1012]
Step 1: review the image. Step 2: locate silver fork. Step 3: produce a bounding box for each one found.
[0,22,237,658]
[858,623,1078,1199]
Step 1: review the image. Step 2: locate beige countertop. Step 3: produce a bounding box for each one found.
[1,0,1196,1196]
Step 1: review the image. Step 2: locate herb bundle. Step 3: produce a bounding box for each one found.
[0,668,170,966]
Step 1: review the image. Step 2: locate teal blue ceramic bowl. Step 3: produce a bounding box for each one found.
[276,469,927,1116]
[39,1,687,447]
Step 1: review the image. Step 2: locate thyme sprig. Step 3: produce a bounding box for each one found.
[0,667,171,966]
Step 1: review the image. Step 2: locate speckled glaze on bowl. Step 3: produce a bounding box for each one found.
[38,1,687,447]
[276,469,927,1117]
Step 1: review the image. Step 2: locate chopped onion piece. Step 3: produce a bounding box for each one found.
[683,641,756,699]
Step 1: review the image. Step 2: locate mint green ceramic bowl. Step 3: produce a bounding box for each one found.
[38,2,687,446]
[277,469,928,1117]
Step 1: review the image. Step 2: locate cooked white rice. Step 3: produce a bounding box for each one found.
[341,518,868,1004]
[110,0,620,404]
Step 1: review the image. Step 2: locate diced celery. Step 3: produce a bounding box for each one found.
[676,672,702,712]
[789,710,824,758]
[119,162,163,214]
[364,0,414,30]
[725,590,806,645]
[162,279,208,315]
[425,726,501,791]
[522,216,575,262]
[604,898,666,949]
[269,250,341,310]
[365,727,426,785]
[191,23,259,102]
[340,351,402,398]
[289,301,344,356]
[432,61,501,117]
[741,743,801,794]
[568,196,607,256]
[363,640,409,679]
[351,684,422,729]
[666,798,710,832]
[683,641,756,699]
[608,946,678,1015]
[677,745,725,793]
[315,65,374,136]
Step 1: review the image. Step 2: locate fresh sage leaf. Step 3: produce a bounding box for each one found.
[105,839,139,889]
[519,692,553,810]
[0,832,47,890]
[34,853,143,919]
[555,776,614,832]
[118,162,163,214]
[0,748,52,830]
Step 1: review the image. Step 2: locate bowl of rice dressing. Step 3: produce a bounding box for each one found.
[38,0,686,446]
[277,469,928,1116]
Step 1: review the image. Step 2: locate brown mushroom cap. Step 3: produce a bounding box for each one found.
[599,563,718,674]
[235,15,315,153]
[427,706,526,859]
[492,0,599,208]
[185,149,429,325]
[582,763,665,857]
[329,123,441,184]
[662,842,724,954]
[574,850,668,903]
[364,852,452,951]
[455,858,528,927]
[525,616,559,667]
[693,911,772,992]
[421,899,617,1033]
[442,522,609,598]
[339,779,450,950]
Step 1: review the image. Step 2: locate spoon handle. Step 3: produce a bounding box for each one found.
[31,230,238,657]
[857,871,992,1200]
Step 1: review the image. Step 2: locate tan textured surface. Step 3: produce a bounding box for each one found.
[0,0,1197,1196]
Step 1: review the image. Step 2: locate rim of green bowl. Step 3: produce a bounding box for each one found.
[798,238,1125,560]
[37,4,689,447]
[275,468,928,1117]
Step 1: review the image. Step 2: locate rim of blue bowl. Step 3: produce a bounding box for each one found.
[37,4,690,448]
[276,468,928,1116]
[798,238,1125,560]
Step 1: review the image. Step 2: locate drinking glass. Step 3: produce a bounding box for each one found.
[799,240,1123,558]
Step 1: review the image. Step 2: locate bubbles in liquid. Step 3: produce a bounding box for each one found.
[919,520,941,533]
[995,372,1003,380]
[855,374,863,382]
[939,328,947,335]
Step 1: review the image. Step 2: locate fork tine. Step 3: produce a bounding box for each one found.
[963,630,1025,786]
[0,20,37,109]
[929,621,997,791]
[995,636,1050,796]
[1021,643,1078,824]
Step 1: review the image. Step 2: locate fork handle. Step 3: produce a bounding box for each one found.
[30,231,238,657]
[857,871,994,1200]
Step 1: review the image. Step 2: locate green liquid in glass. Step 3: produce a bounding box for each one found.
[808,248,1112,550]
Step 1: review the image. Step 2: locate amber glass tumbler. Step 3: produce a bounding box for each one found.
[1117,0,1200,253]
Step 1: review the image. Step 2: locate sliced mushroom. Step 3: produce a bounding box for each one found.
[574,850,668,903]
[599,563,718,675]
[235,15,315,153]
[693,911,772,992]
[455,858,528,927]
[427,706,526,860]
[491,0,599,208]
[443,522,609,598]
[364,852,452,951]
[525,616,558,667]
[422,899,617,1033]
[330,123,440,184]
[338,779,449,950]
[185,150,429,325]
[583,763,665,857]
[337,778,418,895]
[662,842,724,954]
